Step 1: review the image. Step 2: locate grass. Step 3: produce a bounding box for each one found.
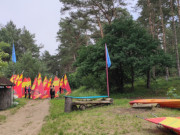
[0,115,6,122]
[9,98,27,115]
[39,99,180,135]
[38,77,180,134]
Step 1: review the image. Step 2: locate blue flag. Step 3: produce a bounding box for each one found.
[106,44,111,68]
[12,43,16,63]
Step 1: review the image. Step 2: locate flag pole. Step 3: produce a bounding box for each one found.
[105,44,109,97]
[12,41,15,105]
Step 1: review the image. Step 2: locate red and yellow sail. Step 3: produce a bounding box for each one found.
[37,73,44,98]
[59,78,64,94]
[10,74,17,83]
[41,76,50,99]
[64,74,71,95]
[22,78,31,98]
[16,74,23,98]
[43,76,48,89]
[52,76,59,97]
[32,77,41,99]
[145,117,180,134]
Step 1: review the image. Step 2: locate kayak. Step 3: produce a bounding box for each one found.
[129,99,180,108]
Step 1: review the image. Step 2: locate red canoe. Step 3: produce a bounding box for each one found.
[129,99,180,108]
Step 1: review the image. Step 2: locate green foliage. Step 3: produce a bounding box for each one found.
[166,87,180,99]
[0,41,10,75]
[74,17,171,92]
[3,52,48,80]
[0,21,41,59]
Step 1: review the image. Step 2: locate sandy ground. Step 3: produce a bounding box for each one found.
[0,99,49,135]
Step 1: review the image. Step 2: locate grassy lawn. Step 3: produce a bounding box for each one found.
[40,98,180,135]
[39,77,180,135]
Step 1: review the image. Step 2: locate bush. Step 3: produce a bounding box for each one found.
[167,87,180,99]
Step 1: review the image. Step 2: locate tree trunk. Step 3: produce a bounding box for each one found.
[147,69,151,89]
[147,0,156,78]
[159,0,169,79]
[64,97,72,113]
[92,5,104,38]
[170,0,180,77]
[147,0,154,37]
[177,0,180,25]
[97,17,104,38]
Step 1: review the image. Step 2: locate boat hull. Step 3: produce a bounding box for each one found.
[129,99,180,108]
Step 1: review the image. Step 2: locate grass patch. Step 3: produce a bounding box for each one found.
[10,98,27,115]
[0,115,6,122]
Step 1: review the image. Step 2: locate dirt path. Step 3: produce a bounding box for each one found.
[0,99,49,135]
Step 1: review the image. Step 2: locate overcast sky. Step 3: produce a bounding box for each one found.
[0,0,139,55]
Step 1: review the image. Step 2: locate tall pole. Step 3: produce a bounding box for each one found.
[105,44,109,97]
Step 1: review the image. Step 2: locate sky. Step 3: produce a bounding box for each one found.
[0,0,139,55]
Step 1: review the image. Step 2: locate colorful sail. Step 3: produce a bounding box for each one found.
[10,74,17,83]
[46,78,52,98]
[52,76,59,97]
[64,74,71,95]
[59,78,64,94]
[14,74,19,84]
[22,78,31,98]
[32,77,41,99]
[37,73,44,98]
[41,76,49,99]
[145,117,180,134]
[43,76,48,88]
[16,74,23,98]
[32,78,37,90]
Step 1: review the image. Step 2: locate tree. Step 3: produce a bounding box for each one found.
[4,52,48,80]
[170,0,180,76]
[41,50,60,76]
[0,42,10,75]
[19,27,43,58]
[159,0,169,79]
[57,16,91,74]
[75,17,172,92]
[0,21,42,60]
[60,0,127,38]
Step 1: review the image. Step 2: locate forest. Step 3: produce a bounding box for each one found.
[1,0,180,94]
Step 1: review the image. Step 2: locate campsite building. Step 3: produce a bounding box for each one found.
[0,77,14,110]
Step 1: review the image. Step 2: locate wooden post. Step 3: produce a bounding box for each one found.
[64,97,72,113]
